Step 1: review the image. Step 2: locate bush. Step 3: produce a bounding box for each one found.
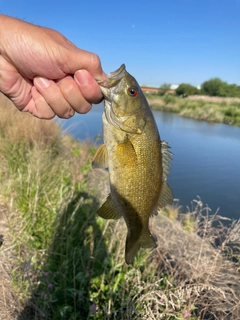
[201,78,240,97]
[176,83,199,96]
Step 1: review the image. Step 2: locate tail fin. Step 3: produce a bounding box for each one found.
[125,230,157,265]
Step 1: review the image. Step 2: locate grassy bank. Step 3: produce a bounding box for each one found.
[0,93,239,319]
[147,94,240,126]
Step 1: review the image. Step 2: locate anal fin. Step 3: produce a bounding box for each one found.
[97,195,122,220]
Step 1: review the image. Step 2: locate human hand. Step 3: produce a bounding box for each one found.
[0,15,105,119]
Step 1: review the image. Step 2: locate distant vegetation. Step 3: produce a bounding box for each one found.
[146,94,240,126]
[176,83,199,96]
[157,78,240,98]
[201,78,240,97]
[143,77,240,126]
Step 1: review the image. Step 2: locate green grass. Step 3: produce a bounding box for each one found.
[146,94,240,126]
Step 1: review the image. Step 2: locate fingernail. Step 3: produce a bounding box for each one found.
[75,70,89,86]
[35,77,51,89]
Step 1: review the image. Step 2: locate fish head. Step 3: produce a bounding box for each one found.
[97,64,147,133]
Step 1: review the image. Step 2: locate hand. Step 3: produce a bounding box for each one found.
[0,15,105,119]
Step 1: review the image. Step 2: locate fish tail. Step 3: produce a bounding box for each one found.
[125,231,157,265]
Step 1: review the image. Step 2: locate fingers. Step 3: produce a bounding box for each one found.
[34,77,75,118]
[29,87,55,119]
[34,70,103,118]
[1,50,104,119]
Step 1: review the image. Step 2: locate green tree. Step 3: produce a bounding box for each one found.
[201,78,240,97]
[176,83,199,96]
[201,78,227,96]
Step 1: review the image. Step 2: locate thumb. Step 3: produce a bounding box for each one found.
[65,47,105,81]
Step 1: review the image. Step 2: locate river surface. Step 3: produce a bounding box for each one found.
[58,103,240,221]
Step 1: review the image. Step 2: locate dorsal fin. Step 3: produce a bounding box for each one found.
[158,181,173,208]
[161,141,173,181]
[152,141,173,216]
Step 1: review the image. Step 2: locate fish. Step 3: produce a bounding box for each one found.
[92,64,173,264]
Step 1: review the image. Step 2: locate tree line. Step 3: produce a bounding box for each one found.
[159,78,240,97]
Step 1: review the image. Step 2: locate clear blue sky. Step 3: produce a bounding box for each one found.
[1,0,239,87]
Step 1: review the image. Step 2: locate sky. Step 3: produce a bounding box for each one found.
[1,0,240,87]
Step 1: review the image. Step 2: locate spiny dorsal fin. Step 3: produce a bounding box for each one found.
[92,144,108,169]
[97,195,122,220]
[161,141,173,181]
[158,181,173,208]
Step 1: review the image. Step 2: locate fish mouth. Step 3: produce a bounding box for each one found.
[97,64,126,99]
[107,64,126,85]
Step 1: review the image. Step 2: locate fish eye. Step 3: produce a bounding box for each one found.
[127,87,139,97]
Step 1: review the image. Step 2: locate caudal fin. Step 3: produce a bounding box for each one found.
[125,231,157,265]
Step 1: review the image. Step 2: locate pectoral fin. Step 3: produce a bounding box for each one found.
[116,137,137,166]
[92,144,108,169]
[97,195,122,220]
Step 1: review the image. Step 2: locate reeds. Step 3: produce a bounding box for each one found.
[147,94,240,126]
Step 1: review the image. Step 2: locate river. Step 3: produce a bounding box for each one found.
[58,103,240,221]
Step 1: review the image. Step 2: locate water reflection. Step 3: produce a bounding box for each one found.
[58,103,240,220]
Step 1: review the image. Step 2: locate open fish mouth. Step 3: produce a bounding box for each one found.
[96,64,126,98]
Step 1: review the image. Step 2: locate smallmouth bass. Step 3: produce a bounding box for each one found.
[93,64,173,264]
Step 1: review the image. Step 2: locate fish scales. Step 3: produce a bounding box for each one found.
[93,64,173,264]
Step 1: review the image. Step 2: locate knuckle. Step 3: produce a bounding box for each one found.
[90,53,101,70]
[79,103,91,114]
[60,79,76,98]
[59,107,75,119]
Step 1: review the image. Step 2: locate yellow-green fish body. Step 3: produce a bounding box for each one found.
[93,64,173,264]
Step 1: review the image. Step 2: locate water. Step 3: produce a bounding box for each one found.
[58,103,240,220]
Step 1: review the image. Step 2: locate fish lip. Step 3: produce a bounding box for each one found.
[108,64,126,80]
[99,86,111,100]
[97,64,126,93]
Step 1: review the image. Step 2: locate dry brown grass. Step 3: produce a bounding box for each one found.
[187,95,240,104]
[153,199,240,319]
[0,93,61,146]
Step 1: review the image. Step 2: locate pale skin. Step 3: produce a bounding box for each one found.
[0,14,106,119]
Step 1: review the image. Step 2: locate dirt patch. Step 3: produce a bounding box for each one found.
[0,206,21,320]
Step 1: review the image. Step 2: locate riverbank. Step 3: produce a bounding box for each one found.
[0,93,239,319]
[147,94,240,126]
